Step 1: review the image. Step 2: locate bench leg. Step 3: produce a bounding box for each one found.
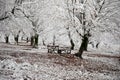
[58,50,61,54]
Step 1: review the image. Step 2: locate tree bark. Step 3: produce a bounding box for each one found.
[5,36,9,43]
[26,37,29,43]
[31,34,39,48]
[70,39,75,50]
[14,35,19,45]
[67,31,75,50]
[34,34,39,47]
[83,36,89,51]
[31,36,34,46]
[75,35,89,59]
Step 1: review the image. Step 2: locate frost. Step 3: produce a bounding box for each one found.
[0,0,120,79]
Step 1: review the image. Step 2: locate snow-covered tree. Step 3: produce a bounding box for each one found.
[66,0,120,58]
[12,0,43,48]
[0,12,13,43]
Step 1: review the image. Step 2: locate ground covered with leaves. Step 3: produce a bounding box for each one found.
[0,42,120,80]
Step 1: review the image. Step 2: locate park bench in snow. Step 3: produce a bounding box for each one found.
[58,47,71,54]
[47,45,71,54]
[47,45,59,53]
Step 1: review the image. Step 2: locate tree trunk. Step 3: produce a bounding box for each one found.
[31,34,39,48]
[34,34,39,47]
[31,36,34,46]
[70,39,75,50]
[75,50,84,59]
[96,42,99,48]
[42,39,45,46]
[67,31,75,50]
[75,35,89,59]
[5,36,9,43]
[26,37,29,43]
[14,35,19,45]
[83,36,89,51]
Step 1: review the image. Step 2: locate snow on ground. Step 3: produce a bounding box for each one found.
[0,42,120,80]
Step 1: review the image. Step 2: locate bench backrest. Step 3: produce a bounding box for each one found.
[47,45,59,50]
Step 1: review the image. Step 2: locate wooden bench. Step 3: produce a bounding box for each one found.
[47,45,71,54]
[47,45,59,53]
[58,47,71,54]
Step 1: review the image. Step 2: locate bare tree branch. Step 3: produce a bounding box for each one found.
[98,0,105,13]
[0,16,9,21]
